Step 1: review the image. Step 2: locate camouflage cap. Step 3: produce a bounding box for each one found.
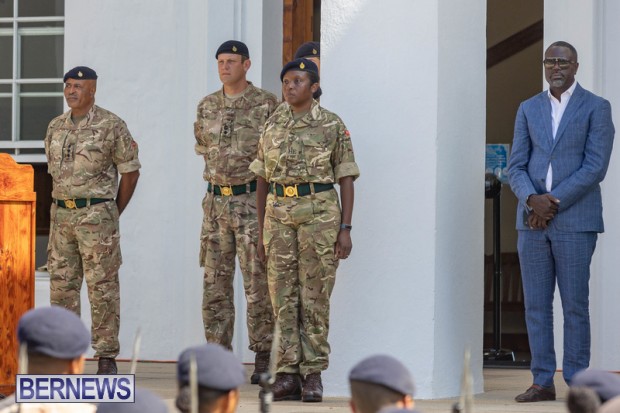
[216,40,250,59]
[349,354,415,396]
[97,388,167,413]
[177,344,245,390]
[63,66,98,82]
[17,306,90,359]
[280,58,319,81]
[294,41,320,59]
[571,369,620,403]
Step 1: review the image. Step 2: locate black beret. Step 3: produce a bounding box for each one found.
[216,40,250,59]
[572,369,620,402]
[177,344,245,390]
[349,354,415,396]
[97,388,167,413]
[17,306,90,359]
[294,41,320,59]
[63,66,98,82]
[280,58,319,81]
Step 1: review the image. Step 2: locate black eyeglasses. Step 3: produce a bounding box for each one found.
[543,58,576,70]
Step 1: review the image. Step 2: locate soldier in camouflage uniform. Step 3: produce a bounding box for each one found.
[194,40,278,384]
[251,58,360,402]
[45,66,141,375]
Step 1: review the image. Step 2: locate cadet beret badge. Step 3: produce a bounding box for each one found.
[300,62,305,69]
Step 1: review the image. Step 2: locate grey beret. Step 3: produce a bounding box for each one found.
[572,369,620,402]
[349,354,415,396]
[177,344,245,390]
[97,388,167,413]
[17,306,90,359]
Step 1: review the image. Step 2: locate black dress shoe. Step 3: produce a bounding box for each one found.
[251,351,270,385]
[97,357,118,375]
[271,373,302,401]
[515,384,556,402]
[302,372,323,402]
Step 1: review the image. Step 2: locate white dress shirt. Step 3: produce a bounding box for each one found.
[545,81,578,192]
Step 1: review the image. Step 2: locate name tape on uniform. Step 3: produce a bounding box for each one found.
[16,375,135,403]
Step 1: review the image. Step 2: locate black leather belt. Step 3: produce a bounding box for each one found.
[54,198,112,209]
[269,182,334,197]
[208,180,257,196]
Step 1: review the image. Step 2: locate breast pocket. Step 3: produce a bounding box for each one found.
[234,118,260,157]
[46,130,68,180]
[301,133,331,177]
[71,129,114,186]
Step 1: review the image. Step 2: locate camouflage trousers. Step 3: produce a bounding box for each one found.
[47,202,121,358]
[200,191,273,352]
[263,189,341,376]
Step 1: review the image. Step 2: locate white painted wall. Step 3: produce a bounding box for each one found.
[321,0,485,398]
[61,0,283,363]
[544,0,620,371]
[53,0,486,399]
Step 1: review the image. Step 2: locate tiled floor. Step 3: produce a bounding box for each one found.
[83,361,570,413]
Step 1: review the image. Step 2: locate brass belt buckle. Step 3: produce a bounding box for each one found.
[64,199,77,209]
[220,185,233,196]
[284,184,298,197]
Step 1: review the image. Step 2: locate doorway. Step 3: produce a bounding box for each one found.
[282,0,321,64]
[484,0,544,364]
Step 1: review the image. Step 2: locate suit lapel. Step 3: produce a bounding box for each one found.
[538,93,553,147]
[552,83,585,150]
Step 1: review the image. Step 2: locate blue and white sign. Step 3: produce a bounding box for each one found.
[16,375,135,403]
[485,144,510,183]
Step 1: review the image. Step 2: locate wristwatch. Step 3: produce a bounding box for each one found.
[340,223,352,231]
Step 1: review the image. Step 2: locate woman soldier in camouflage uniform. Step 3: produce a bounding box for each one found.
[250,58,360,403]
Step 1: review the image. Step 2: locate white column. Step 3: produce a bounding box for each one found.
[321,0,486,398]
[544,0,620,371]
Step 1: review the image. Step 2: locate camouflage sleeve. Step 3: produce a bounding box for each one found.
[249,133,267,179]
[195,142,209,155]
[332,119,360,181]
[113,120,141,173]
[194,103,211,157]
[44,122,53,173]
[266,93,280,118]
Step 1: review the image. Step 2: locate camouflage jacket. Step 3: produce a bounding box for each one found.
[194,82,278,185]
[44,105,141,200]
[250,100,360,185]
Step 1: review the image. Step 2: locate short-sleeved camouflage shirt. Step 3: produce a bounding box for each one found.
[194,82,278,185]
[45,105,141,200]
[250,100,360,185]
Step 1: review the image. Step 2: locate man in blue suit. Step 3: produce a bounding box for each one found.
[508,41,615,403]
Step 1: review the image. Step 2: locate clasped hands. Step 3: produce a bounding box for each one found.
[527,193,560,229]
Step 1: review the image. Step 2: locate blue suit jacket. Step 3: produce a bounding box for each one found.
[508,83,615,232]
